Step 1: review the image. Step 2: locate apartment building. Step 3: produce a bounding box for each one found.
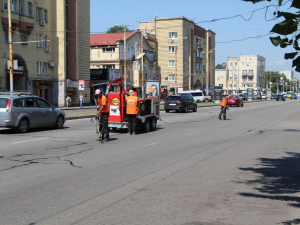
[139,17,215,94]
[0,0,90,107]
[90,31,157,93]
[215,69,227,92]
[227,55,266,94]
[280,70,294,81]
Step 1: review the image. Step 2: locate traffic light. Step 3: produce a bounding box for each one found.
[280,86,283,90]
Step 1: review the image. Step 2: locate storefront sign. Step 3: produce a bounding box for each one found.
[90,69,109,81]
[67,79,78,88]
[6,70,24,75]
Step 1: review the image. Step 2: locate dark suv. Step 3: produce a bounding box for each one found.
[276,94,285,101]
[238,94,248,101]
[164,95,197,113]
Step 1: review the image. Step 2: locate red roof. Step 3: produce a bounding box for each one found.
[90,31,137,46]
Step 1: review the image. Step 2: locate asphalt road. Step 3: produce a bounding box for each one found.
[0,99,299,225]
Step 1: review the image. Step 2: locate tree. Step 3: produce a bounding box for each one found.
[106,25,131,33]
[265,70,290,93]
[215,63,227,69]
[243,0,300,71]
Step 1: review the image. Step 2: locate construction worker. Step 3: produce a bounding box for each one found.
[125,90,139,135]
[218,94,231,120]
[95,89,110,141]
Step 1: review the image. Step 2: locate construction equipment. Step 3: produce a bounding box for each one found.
[94,78,160,133]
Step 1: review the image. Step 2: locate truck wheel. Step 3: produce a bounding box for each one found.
[150,117,157,131]
[204,99,208,103]
[143,119,151,133]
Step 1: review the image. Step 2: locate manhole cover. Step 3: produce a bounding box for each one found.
[284,129,300,132]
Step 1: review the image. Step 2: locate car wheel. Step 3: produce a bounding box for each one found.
[204,99,208,103]
[165,109,169,113]
[193,105,197,112]
[18,118,29,133]
[237,103,240,107]
[196,100,200,103]
[55,116,64,129]
[276,99,278,101]
[150,117,157,131]
[143,119,151,133]
[184,106,188,113]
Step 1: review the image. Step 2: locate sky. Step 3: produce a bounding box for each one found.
[90,0,300,78]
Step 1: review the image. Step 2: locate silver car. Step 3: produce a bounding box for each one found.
[0,92,65,133]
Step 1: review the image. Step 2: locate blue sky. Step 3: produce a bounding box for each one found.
[91,0,299,78]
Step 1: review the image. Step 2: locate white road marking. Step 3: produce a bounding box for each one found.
[12,138,49,144]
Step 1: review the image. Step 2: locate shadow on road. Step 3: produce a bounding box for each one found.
[238,152,300,225]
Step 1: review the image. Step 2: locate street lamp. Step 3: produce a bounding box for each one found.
[174,37,187,94]
[116,23,133,90]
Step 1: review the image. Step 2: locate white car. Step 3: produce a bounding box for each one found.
[261,94,266,99]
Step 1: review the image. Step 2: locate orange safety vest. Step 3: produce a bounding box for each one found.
[220,96,229,108]
[98,95,109,113]
[126,96,139,115]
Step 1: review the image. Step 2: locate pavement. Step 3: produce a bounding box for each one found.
[62,100,266,120]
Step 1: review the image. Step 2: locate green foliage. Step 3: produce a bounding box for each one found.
[243,0,300,72]
[215,63,227,69]
[106,25,130,33]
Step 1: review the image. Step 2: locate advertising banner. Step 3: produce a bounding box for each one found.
[247,88,254,99]
[79,80,85,90]
[214,86,223,101]
[146,80,160,100]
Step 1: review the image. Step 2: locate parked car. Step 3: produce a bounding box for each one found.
[180,90,211,103]
[276,94,285,101]
[290,94,297,100]
[238,94,248,101]
[0,92,65,133]
[271,94,276,99]
[228,95,244,107]
[164,95,197,113]
[261,94,267,99]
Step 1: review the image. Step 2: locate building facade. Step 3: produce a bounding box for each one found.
[215,69,227,92]
[227,55,266,94]
[0,0,90,107]
[139,17,215,94]
[90,31,157,94]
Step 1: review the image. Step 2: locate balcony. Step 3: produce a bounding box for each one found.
[1,11,19,31]
[242,72,254,76]
[1,11,34,35]
[19,16,35,35]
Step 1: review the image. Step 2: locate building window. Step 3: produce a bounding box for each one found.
[39,34,42,47]
[43,62,48,75]
[28,2,32,16]
[169,60,176,67]
[36,7,41,21]
[44,9,48,22]
[44,36,48,47]
[169,46,176,53]
[5,30,9,42]
[21,34,27,44]
[196,50,202,58]
[3,0,8,11]
[230,84,232,88]
[169,32,177,39]
[102,48,115,52]
[19,1,24,15]
[37,62,42,74]
[230,62,233,66]
[249,70,253,74]
[169,75,175,81]
[11,0,17,12]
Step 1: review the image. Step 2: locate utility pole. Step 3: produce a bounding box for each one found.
[8,0,14,92]
[175,41,178,94]
[141,33,144,97]
[124,26,127,91]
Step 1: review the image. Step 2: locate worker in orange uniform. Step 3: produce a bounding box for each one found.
[218,94,231,120]
[95,89,110,142]
[125,90,139,135]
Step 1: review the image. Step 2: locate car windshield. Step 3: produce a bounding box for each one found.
[166,96,181,101]
[231,95,238,98]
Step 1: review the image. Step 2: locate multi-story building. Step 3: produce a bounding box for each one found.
[280,70,294,81]
[0,0,90,107]
[90,31,157,94]
[215,69,227,92]
[139,17,215,95]
[227,55,266,94]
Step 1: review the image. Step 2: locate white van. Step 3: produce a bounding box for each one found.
[180,90,205,103]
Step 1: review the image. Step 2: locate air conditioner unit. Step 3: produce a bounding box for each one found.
[40,20,45,26]
[168,38,174,43]
[44,47,50,52]
[48,62,55,67]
